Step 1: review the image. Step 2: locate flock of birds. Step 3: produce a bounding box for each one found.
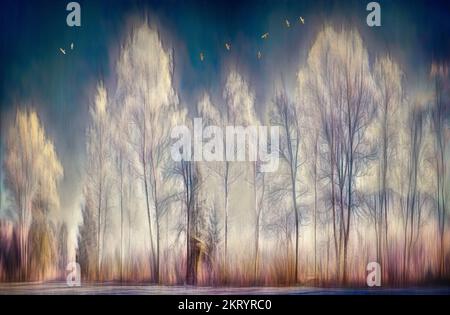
[200,15,305,61]
[59,42,74,55]
[58,16,306,61]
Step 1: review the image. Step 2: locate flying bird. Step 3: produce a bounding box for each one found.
[257,51,262,59]
[225,43,231,51]
[200,52,204,62]
[70,42,74,50]
[59,48,66,55]
[285,19,290,28]
[261,32,269,39]
[299,16,305,24]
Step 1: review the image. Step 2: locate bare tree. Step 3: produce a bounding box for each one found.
[303,26,376,283]
[85,82,113,278]
[195,93,225,282]
[111,106,131,282]
[299,69,322,283]
[222,72,266,282]
[222,70,254,278]
[430,63,449,277]
[78,195,98,280]
[170,111,201,285]
[373,56,403,278]
[116,23,179,283]
[270,86,303,283]
[402,105,425,282]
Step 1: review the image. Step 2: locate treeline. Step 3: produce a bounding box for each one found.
[0,22,449,286]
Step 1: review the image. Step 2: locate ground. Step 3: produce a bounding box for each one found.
[0,282,449,295]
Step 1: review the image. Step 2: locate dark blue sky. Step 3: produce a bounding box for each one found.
[2,0,450,111]
[1,0,449,213]
[1,0,450,110]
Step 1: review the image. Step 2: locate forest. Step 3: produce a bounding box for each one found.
[0,21,449,287]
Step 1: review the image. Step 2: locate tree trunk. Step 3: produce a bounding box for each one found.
[223,161,229,281]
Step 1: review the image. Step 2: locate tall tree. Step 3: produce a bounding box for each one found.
[116,22,179,283]
[222,70,254,278]
[402,103,425,282]
[4,108,63,279]
[303,26,376,283]
[270,86,302,283]
[85,82,112,278]
[373,55,403,279]
[430,63,449,277]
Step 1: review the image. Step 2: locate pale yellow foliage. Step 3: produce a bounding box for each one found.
[223,70,257,126]
[4,108,63,228]
[197,92,221,126]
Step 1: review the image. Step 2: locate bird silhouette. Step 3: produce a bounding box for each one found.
[200,52,204,61]
[59,48,66,55]
[299,16,305,24]
[257,51,262,59]
[70,43,74,50]
[285,19,290,28]
[261,32,269,39]
[225,43,231,51]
